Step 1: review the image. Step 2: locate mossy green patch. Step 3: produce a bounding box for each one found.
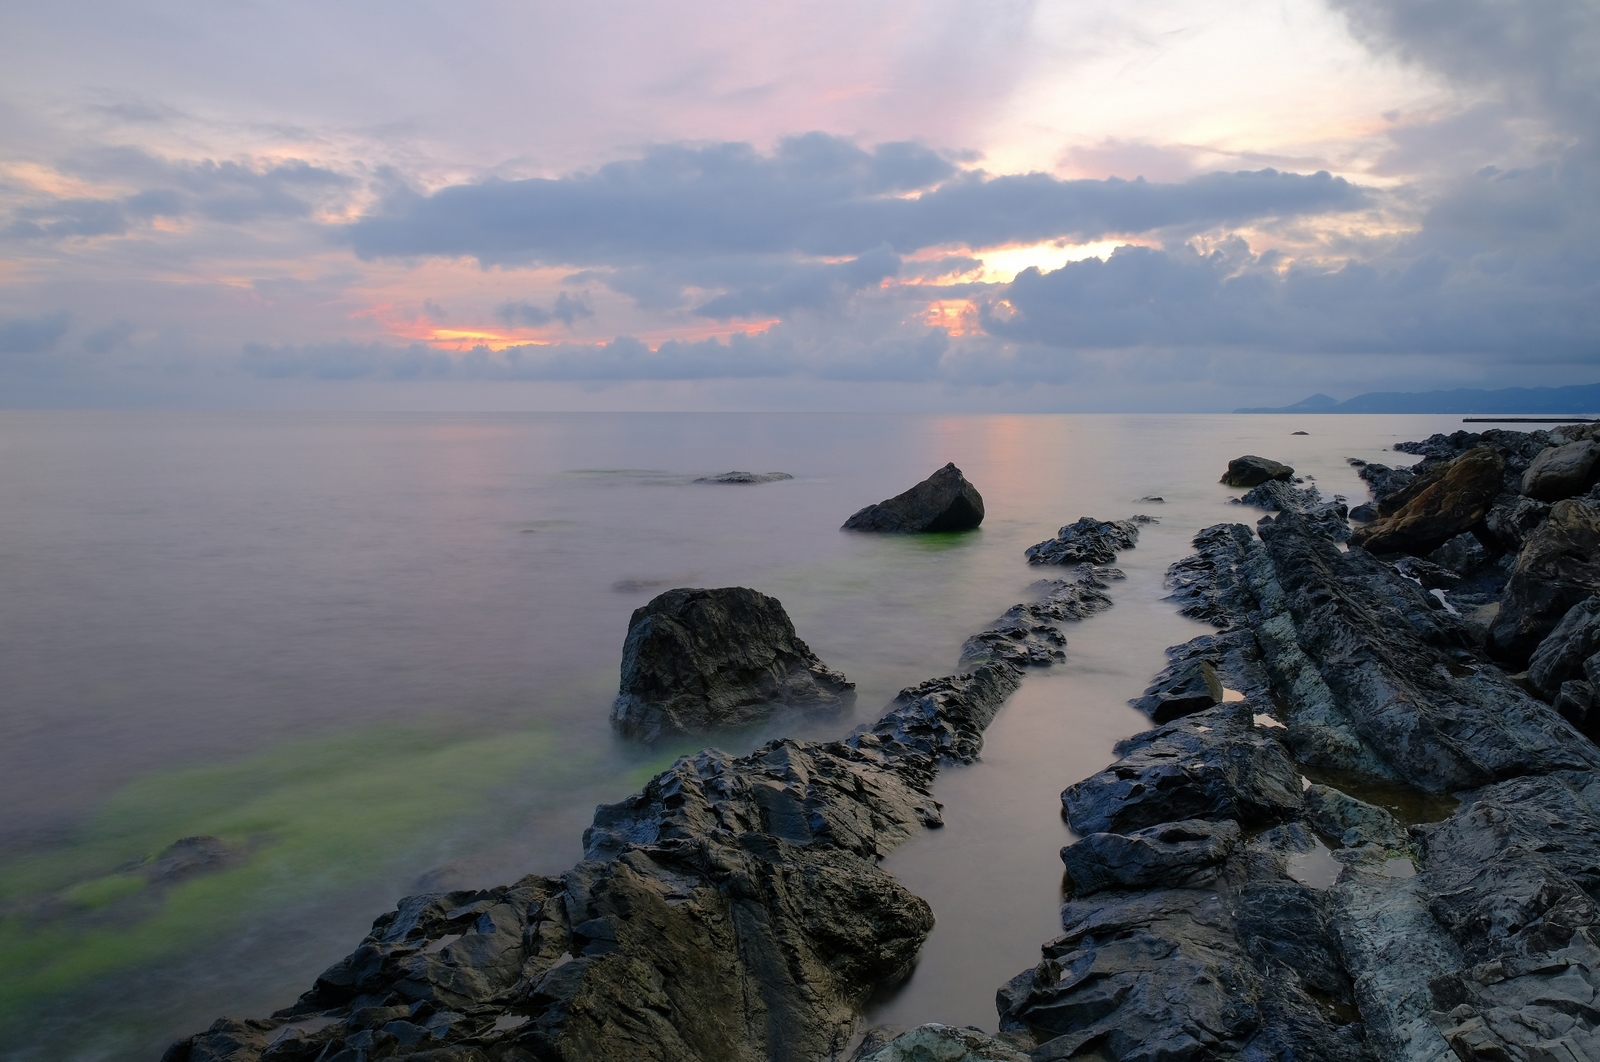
[0,721,573,1021]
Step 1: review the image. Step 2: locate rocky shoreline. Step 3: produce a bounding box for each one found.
[166,425,1600,1062]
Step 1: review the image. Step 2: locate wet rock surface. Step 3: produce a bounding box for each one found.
[1002,451,1600,1061]
[1521,439,1600,501]
[1491,497,1600,663]
[1221,454,1293,488]
[843,463,985,533]
[610,586,856,742]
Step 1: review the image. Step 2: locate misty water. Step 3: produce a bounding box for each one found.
[0,411,1470,1060]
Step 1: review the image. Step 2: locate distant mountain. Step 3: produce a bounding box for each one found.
[1236,383,1600,414]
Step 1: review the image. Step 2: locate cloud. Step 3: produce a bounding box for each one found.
[1331,0,1600,130]
[345,133,1369,266]
[0,312,71,354]
[496,292,595,328]
[83,321,134,354]
[4,152,355,242]
[987,230,1600,360]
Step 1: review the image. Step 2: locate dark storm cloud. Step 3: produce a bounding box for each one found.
[0,312,71,354]
[344,133,1369,266]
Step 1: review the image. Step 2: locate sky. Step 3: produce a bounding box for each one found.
[1,0,1597,411]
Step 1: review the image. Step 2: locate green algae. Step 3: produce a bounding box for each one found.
[0,721,571,1020]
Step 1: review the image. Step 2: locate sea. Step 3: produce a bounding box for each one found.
[0,411,1473,1061]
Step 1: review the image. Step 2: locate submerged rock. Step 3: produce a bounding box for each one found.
[694,470,794,484]
[1024,517,1141,565]
[1350,446,1505,555]
[842,463,984,533]
[1221,454,1293,488]
[610,586,854,742]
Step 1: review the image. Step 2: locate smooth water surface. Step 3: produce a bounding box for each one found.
[0,412,1468,1059]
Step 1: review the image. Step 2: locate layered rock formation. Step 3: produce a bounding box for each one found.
[843,464,985,533]
[1001,491,1600,1061]
[610,586,855,743]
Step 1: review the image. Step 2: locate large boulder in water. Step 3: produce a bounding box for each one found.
[842,462,984,533]
[1220,455,1293,488]
[610,587,854,742]
[1350,446,1504,555]
[1490,498,1600,664]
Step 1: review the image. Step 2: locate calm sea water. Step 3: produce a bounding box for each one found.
[0,411,1470,1060]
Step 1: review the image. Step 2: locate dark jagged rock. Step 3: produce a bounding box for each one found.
[1350,446,1505,555]
[1350,459,1416,513]
[1061,703,1304,836]
[1527,593,1600,697]
[1491,497,1600,664]
[610,587,854,742]
[1221,454,1293,488]
[1060,819,1240,897]
[1004,488,1600,1062]
[1521,439,1600,501]
[959,578,1113,670]
[1484,492,1550,551]
[1427,530,1490,574]
[694,470,794,484]
[1348,501,1378,521]
[842,463,984,533]
[1024,517,1140,566]
[1235,480,1350,541]
[1130,629,1270,723]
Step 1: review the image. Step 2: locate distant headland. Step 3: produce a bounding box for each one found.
[1236,381,1600,414]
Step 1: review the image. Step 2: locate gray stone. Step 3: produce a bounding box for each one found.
[1484,492,1550,551]
[843,463,985,533]
[1491,498,1600,664]
[1527,594,1600,696]
[1427,532,1489,574]
[1520,440,1600,501]
[610,587,854,742]
[1060,819,1240,896]
[1222,454,1294,487]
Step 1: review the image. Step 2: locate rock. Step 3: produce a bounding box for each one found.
[842,463,984,533]
[1426,531,1490,574]
[1553,679,1597,736]
[859,1024,1031,1062]
[1061,704,1304,836]
[694,470,794,484]
[137,836,244,885]
[1061,819,1241,897]
[959,578,1112,670]
[1301,785,1403,850]
[1348,501,1378,521]
[1235,480,1351,541]
[1349,446,1505,555]
[610,587,854,742]
[1292,430,1309,435]
[1221,455,1294,488]
[1024,517,1140,566]
[1139,495,1164,502]
[1131,658,1225,722]
[1490,498,1600,663]
[1520,439,1600,501]
[1526,594,1600,696]
[1461,601,1501,646]
[1352,461,1416,514]
[1484,492,1551,551]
